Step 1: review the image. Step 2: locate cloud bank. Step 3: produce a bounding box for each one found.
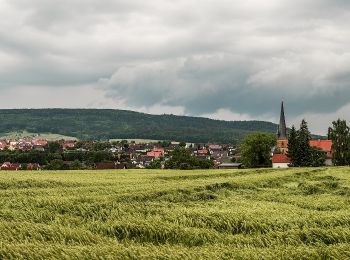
[1,0,350,133]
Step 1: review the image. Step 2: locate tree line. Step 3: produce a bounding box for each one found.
[0,109,278,144]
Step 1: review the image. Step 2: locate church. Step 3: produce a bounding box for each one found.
[272,102,333,168]
[272,101,291,168]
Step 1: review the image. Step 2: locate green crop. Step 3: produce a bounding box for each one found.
[0,168,350,259]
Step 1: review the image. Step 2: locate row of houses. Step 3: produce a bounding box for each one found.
[0,137,241,169]
[0,162,41,171]
[127,143,238,168]
[0,138,77,151]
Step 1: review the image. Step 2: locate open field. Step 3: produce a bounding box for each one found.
[0,168,350,259]
[109,138,161,143]
[0,131,77,141]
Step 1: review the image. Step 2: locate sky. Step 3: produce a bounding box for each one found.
[1,0,350,135]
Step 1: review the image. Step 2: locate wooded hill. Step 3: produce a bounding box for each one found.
[0,109,278,143]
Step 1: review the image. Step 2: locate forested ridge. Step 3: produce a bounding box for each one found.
[0,109,278,143]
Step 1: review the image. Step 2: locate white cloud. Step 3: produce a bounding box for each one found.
[0,0,350,134]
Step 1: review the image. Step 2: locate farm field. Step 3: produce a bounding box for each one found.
[0,168,350,259]
[0,131,77,141]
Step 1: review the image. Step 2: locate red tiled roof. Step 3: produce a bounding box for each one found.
[196,149,208,154]
[152,147,165,152]
[309,140,332,152]
[272,154,291,163]
[147,151,163,157]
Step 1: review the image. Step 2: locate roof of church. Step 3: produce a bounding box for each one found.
[277,101,287,140]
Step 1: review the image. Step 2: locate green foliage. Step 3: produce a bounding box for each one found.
[328,119,350,166]
[47,141,61,153]
[309,147,326,167]
[146,160,162,169]
[240,132,276,168]
[165,147,213,169]
[288,120,314,167]
[0,168,350,258]
[0,109,279,143]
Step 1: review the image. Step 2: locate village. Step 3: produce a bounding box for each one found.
[0,137,241,171]
[0,102,336,171]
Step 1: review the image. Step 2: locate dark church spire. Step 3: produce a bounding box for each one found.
[277,101,287,139]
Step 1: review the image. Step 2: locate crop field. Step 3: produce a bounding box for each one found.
[0,131,77,141]
[0,168,350,259]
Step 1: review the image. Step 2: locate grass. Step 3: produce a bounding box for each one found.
[0,168,350,259]
[0,131,77,141]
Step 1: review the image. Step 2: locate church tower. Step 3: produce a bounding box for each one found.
[276,101,288,154]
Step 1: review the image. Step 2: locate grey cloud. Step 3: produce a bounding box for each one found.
[0,0,350,129]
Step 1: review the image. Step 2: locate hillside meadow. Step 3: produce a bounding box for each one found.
[0,168,350,259]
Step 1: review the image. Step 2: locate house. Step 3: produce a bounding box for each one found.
[218,163,243,169]
[62,140,76,150]
[32,139,48,147]
[193,149,210,159]
[94,162,129,170]
[0,141,8,150]
[95,162,116,170]
[309,140,333,166]
[1,162,22,171]
[147,151,163,158]
[27,163,41,170]
[272,154,291,168]
[209,144,223,151]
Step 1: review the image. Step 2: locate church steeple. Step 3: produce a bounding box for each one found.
[277,101,287,140]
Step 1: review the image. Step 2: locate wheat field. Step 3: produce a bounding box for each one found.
[0,168,350,259]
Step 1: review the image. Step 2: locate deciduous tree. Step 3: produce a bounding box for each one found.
[240,132,276,168]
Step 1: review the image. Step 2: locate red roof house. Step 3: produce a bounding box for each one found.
[309,140,332,152]
[147,151,163,158]
[1,162,22,171]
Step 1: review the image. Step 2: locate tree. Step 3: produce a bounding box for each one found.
[146,160,162,169]
[288,119,313,167]
[48,141,62,153]
[287,125,298,165]
[70,160,83,170]
[296,119,312,167]
[309,147,326,167]
[328,119,350,166]
[240,132,276,168]
[164,147,213,169]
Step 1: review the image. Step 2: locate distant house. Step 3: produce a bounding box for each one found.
[27,163,41,170]
[62,140,76,150]
[32,140,48,147]
[147,151,163,158]
[272,154,291,168]
[218,163,243,169]
[193,149,210,159]
[0,141,8,150]
[309,140,333,166]
[1,162,22,171]
[209,145,222,151]
[94,162,129,170]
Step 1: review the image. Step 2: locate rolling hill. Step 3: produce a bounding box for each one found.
[0,109,278,143]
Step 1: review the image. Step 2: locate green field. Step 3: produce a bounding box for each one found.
[0,168,350,259]
[0,131,77,141]
[109,138,161,144]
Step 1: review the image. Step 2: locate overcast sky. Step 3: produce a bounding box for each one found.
[1,0,350,134]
